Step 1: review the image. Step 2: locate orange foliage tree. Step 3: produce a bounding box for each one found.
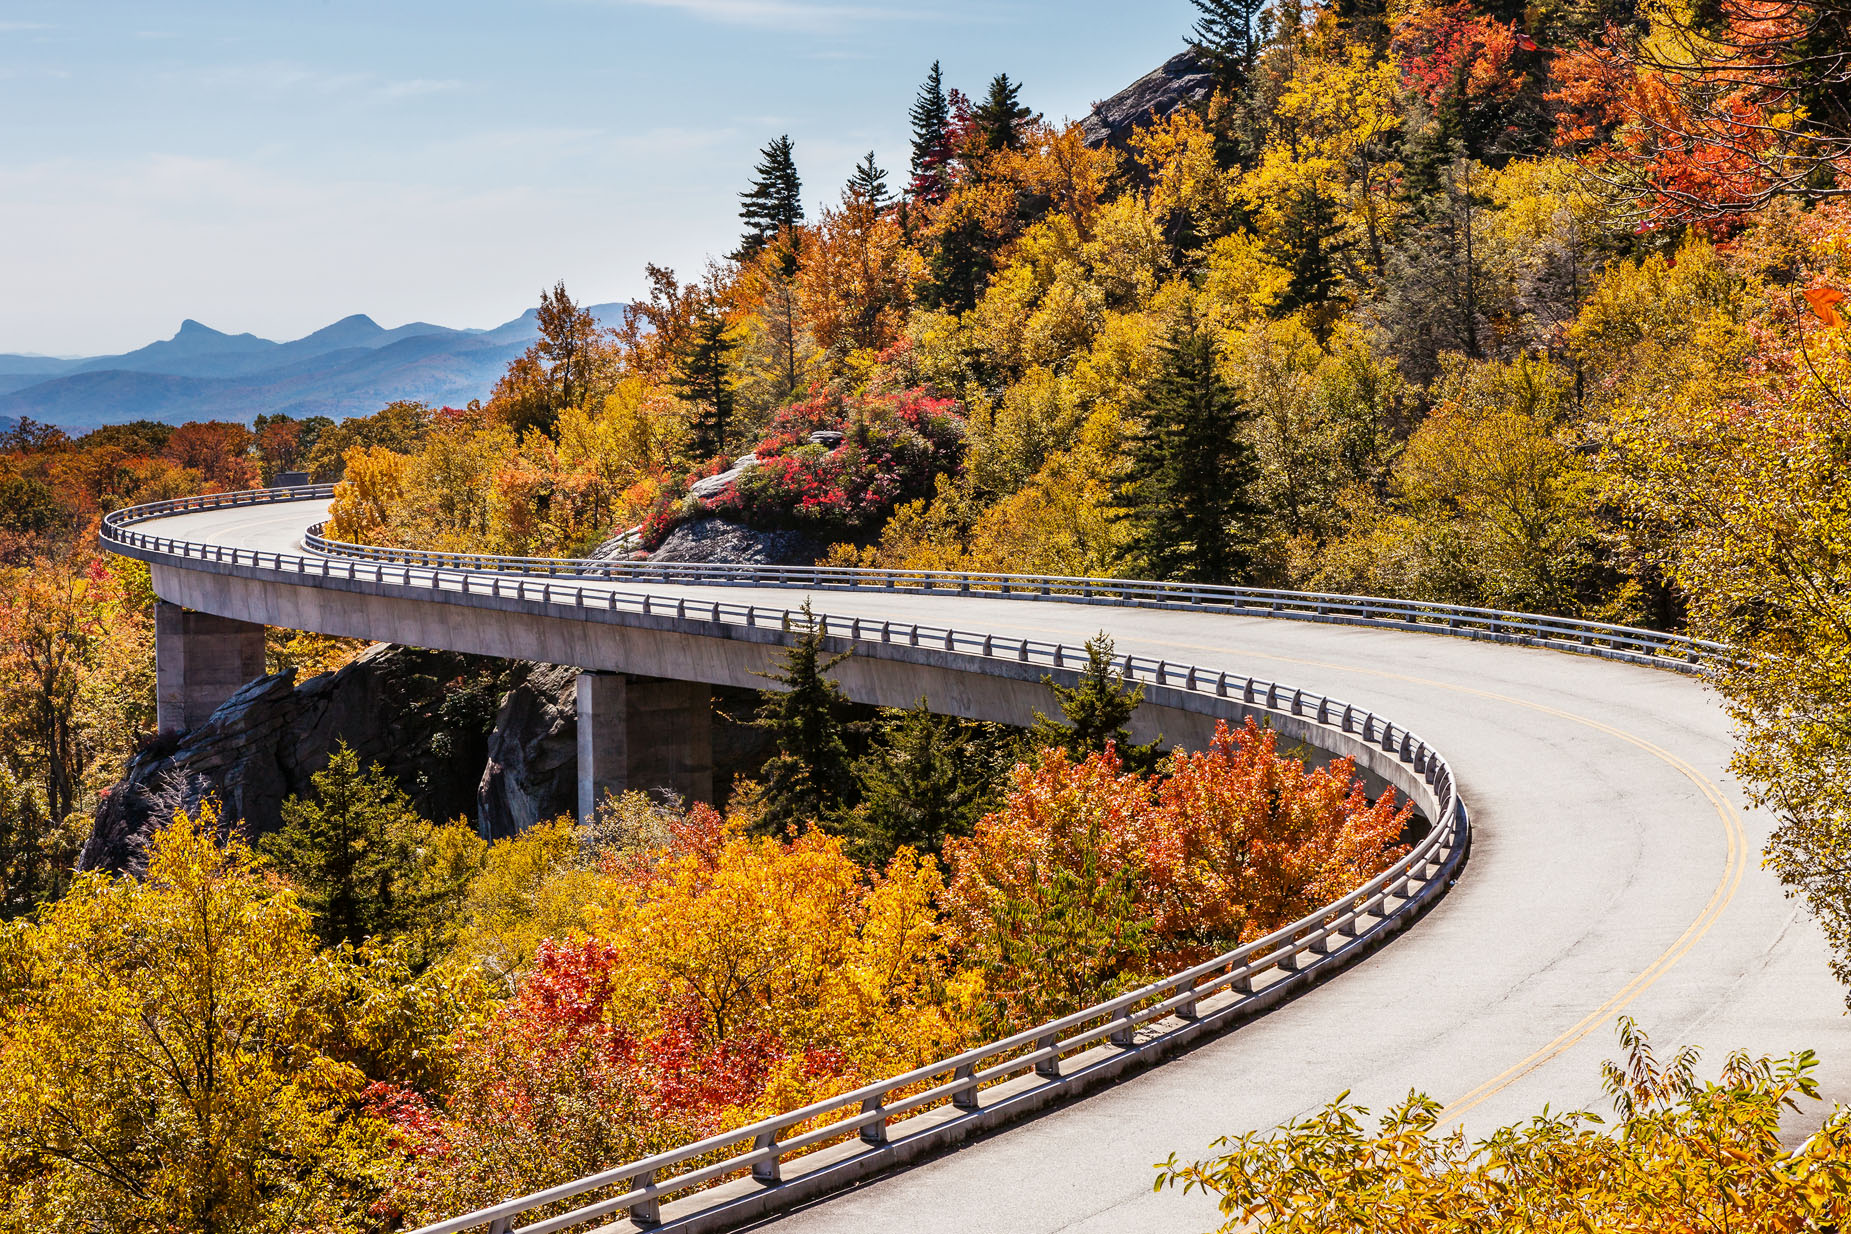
[943,720,1409,1022]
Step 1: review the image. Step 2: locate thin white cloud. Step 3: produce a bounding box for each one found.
[371,77,462,102]
[614,0,925,33]
[177,63,460,104]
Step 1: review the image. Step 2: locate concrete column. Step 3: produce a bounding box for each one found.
[154,600,268,734]
[576,671,714,821]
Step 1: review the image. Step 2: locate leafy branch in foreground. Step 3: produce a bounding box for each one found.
[1157,1017,1851,1231]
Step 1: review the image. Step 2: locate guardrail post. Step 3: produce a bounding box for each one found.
[628,1169,661,1225]
[752,1130,782,1184]
[952,1063,980,1109]
[1034,1034,1060,1078]
[859,1096,889,1145]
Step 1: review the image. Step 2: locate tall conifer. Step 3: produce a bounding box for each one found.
[1112,303,1262,585]
[752,603,858,834]
[972,73,1033,153]
[672,307,736,460]
[908,61,953,204]
[735,135,804,263]
[847,150,893,210]
[1187,0,1266,95]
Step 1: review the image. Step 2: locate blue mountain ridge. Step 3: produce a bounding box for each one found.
[0,303,627,429]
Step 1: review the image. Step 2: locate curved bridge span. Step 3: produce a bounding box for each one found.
[103,488,1846,1234]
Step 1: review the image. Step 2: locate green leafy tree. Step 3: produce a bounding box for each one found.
[673,306,738,461]
[259,742,425,948]
[1031,634,1164,772]
[908,61,953,205]
[1113,303,1263,585]
[735,134,805,264]
[849,700,1009,865]
[753,603,858,834]
[972,73,1033,154]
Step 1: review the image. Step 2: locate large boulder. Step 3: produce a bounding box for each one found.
[1080,50,1215,150]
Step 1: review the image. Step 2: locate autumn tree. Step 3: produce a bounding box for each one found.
[1158,1019,1851,1231]
[0,810,453,1230]
[489,283,611,437]
[1113,303,1262,585]
[735,134,804,265]
[799,162,918,367]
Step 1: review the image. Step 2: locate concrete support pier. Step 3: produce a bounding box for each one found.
[576,672,715,820]
[155,600,267,734]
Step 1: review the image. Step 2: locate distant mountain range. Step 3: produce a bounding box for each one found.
[0,303,628,430]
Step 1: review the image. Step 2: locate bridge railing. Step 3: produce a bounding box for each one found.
[99,484,1725,672]
[100,486,1473,1234]
[295,524,1721,673]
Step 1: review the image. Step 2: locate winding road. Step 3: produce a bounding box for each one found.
[107,493,1847,1234]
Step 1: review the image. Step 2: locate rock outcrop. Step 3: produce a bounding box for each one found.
[647,517,823,566]
[84,645,513,873]
[1080,50,1215,150]
[89,650,789,870]
[476,664,580,840]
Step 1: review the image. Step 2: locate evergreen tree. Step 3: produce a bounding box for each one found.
[258,742,422,948]
[673,306,737,460]
[734,134,805,263]
[1187,0,1266,95]
[908,61,953,204]
[847,150,893,210]
[1030,634,1164,772]
[1274,183,1348,330]
[972,73,1033,153]
[753,603,858,834]
[849,700,1009,866]
[1112,303,1263,585]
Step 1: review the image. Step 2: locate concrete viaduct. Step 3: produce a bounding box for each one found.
[104,488,1847,1234]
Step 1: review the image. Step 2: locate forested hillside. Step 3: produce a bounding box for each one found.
[4,0,1851,1225]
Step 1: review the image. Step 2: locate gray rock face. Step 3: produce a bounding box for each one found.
[88,648,788,871]
[648,517,822,566]
[1080,50,1214,149]
[477,664,579,840]
[84,645,513,873]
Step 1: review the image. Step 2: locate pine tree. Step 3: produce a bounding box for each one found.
[847,150,893,211]
[1188,0,1266,96]
[908,61,953,204]
[1275,183,1348,329]
[1029,634,1164,772]
[1112,303,1262,585]
[849,700,1008,865]
[735,134,805,263]
[673,306,737,460]
[258,742,422,947]
[753,602,858,834]
[972,73,1033,153]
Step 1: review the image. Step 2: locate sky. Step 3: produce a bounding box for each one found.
[1,0,1197,356]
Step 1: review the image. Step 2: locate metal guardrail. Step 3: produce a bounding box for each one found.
[100,485,1473,1233]
[293,520,1724,675]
